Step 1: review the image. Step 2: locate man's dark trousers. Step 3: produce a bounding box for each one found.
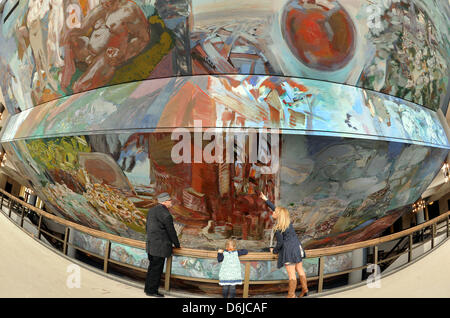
[145,254,166,294]
[145,203,180,294]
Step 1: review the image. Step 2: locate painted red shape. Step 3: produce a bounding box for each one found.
[282,0,356,71]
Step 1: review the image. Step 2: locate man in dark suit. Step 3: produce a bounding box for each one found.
[144,192,180,297]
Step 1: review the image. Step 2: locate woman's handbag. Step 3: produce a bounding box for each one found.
[299,243,306,258]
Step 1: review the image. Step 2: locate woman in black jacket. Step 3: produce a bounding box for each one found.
[260,192,308,298]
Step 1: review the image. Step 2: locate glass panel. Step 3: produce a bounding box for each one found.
[171,256,220,280]
[323,252,352,275]
[72,230,106,257]
[110,242,149,269]
[170,256,320,281]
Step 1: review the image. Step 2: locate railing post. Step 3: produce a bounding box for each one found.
[63,227,70,255]
[318,256,325,293]
[408,234,413,263]
[447,215,449,238]
[431,224,435,249]
[0,193,4,208]
[374,245,378,266]
[20,206,25,227]
[243,262,251,298]
[165,256,173,292]
[37,214,43,240]
[8,198,12,217]
[103,240,111,273]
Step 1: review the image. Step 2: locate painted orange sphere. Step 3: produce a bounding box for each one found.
[282,0,356,71]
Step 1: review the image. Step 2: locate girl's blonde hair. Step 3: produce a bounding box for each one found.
[273,207,290,232]
[225,238,237,250]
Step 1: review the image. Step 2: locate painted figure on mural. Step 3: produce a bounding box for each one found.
[47,0,65,68]
[0,56,17,113]
[25,0,59,100]
[61,0,151,93]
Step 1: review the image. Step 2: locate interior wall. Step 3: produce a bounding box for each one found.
[401,211,416,229]
[9,177,22,197]
[439,193,450,214]
[0,173,7,190]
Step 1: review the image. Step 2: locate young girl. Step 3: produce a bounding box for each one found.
[260,192,308,298]
[217,239,248,298]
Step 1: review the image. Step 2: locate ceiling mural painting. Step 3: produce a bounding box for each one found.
[0,0,448,113]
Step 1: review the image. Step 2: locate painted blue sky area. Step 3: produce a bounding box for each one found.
[352,218,375,231]
[137,1,156,18]
[2,0,28,35]
[387,141,405,161]
[352,98,364,115]
[0,0,29,62]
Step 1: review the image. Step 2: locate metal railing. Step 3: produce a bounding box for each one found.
[0,188,449,297]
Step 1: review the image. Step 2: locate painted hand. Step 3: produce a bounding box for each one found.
[259,193,267,201]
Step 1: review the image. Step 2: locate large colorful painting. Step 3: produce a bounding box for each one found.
[0,0,448,113]
[2,132,447,250]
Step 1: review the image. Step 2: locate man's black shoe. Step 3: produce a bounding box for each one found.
[145,291,165,297]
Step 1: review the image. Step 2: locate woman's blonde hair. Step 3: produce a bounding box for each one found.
[225,238,237,250]
[273,207,290,232]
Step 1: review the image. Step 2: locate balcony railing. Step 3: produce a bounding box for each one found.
[0,188,449,297]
